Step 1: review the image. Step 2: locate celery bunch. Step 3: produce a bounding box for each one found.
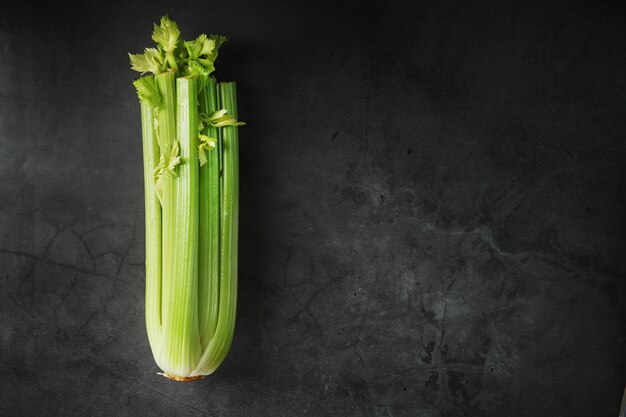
[129,16,244,380]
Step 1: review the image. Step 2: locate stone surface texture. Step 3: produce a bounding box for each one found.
[1,1,624,416]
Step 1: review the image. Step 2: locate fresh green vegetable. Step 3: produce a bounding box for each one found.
[130,16,244,380]
[197,78,220,348]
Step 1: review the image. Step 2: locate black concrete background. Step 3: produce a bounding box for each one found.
[1,0,624,416]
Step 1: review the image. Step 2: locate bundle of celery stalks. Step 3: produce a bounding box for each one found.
[129,16,244,381]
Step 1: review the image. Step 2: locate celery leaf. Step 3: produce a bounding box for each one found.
[197,134,216,166]
[133,76,161,107]
[152,16,180,52]
[129,48,165,74]
[207,108,245,128]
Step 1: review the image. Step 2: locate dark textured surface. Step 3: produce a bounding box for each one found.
[1,1,625,416]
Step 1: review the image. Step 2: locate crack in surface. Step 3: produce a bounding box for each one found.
[355,326,366,367]
[434,298,449,409]
[14,225,63,298]
[288,275,346,321]
[433,267,459,410]
[0,207,41,216]
[21,375,97,417]
[70,228,96,272]
[409,215,578,271]
[1,247,107,277]
[117,212,138,275]
[1,247,135,288]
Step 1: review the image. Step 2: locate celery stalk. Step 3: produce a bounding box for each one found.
[139,99,162,352]
[154,71,177,329]
[154,70,180,374]
[198,77,221,348]
[160,77,201,377]
[193,82,239,375]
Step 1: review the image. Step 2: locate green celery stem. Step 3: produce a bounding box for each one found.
[154,70,178,373]
[198,77,221,349]
[193,81,239,375]
[140,100,162,353]
[166,52,179,72]
[162,76,201,377]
